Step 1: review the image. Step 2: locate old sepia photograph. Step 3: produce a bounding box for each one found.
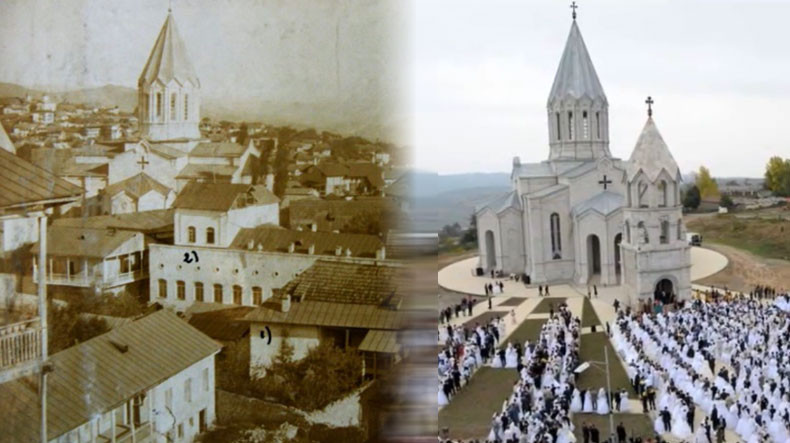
[0,1,434,442]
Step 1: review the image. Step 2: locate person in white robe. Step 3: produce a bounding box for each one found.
[596,388,609,415]
[570,388,583,413]
[505,343,519,368]
[583,390,594,413]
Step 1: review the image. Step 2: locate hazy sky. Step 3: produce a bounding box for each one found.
[414,0,790,177]
[0,0,409,136]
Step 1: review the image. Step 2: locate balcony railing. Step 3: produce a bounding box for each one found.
[32,268,147,288]
[0,318,42,371]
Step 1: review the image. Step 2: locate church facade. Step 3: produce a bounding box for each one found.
[475,16,691,303]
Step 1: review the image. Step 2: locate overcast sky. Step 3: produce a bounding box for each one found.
[0,0,408,135]
[414,0,790,178]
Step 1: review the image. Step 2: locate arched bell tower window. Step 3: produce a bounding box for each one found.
[170,93,177,120]
[660,220,669,244]
[568,111,575,141]
[658,180,668,207]
[556,112,562,141]
[155,93,163,118]
[637,181,649,208]
[625,221,631,244]
[677,219,683,240]
[582,111,589,139]
[550,213,562,259]
[596,111,601,139]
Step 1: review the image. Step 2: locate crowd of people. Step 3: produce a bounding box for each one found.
[613,292,790,442]
[439,314,507,407]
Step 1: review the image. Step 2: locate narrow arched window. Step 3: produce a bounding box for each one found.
[187,226,196,243]
[170,93,177,120]
[155,93,163,117]
[158,279,167,298]
[637,182,649,208]
[194,282,204,302]
[206,227,215,245]
[184,94,189,120]
[568,111,575,141]
[252,286,263,305]
[625,221,631,244]
[638,221,649,244]
[677,219,683,241]
[596,111,601,139]
[659,180,668,207]
[233,285,242,304]
[177,280,185,300]
[550,213,561,259]
[660,220,669,244]
[582,111,589,139]
[556,112,561,141]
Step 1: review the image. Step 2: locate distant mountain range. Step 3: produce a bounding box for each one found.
[0,82,405,143]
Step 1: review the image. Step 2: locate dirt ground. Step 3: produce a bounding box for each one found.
[695,242,790,292]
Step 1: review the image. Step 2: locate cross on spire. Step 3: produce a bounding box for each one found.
[168,0,172,13]
[570,1,578,20]
[137,156,150,170]
[645,96,654,117]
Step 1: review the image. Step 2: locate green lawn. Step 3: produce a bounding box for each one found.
[500,318,546,348]
[577,332,635,395]
[438,367,520,439]
[582,297,603,328]
[572,413,655,442]
[532,297,567,313]
[687,214,790,261]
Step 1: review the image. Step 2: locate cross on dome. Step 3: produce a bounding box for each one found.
[570,1,578,20]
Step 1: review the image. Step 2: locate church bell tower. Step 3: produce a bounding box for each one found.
[546,7,610,161]
[138,9,201,141]
[620,98,691,307]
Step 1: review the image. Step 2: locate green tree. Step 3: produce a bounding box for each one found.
[683,185,701,210]
[695,166,719,199]
[764,156,790,197]
[343,210,382,236]
[719,194,734,209]
[461,214,478,245]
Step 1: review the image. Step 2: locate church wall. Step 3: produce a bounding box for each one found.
[498,209,525,274]
[250,324,321,375]
[526,189,575,283]
[138,190,168,212]
[519,176,556,196]
[108,147,177,190]
[476,210,501,271]
[111,192,135,214]
[148,244,318,312]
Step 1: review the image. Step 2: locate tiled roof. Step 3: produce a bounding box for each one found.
[149,143,186,159]
[0,149,83,210]
[0,310,220,442]
[104,172,172,200]
[359,329,400,354]
[172,183,279,211]
[243,300,402,330]
[230,226,383,258]
[288,198,394,232]
[174,163,237,180]
[188,307,252,341]
[53,209,174,233]
[30,226,142,258]
[279,260,398,305]
[190,142,246,158]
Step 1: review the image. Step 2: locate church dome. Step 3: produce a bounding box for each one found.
[626,117,680,183]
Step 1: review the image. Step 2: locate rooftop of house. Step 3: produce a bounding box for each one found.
[103,172,172,200]
[230,225,384,258]
[172,183,279,212]
[287,197,394,232]
[279,260,399,306]
[31,225,149,258]
[53,209,175,233]
[189,141,246,158]
[0,149,83,211]
[174,163,237,180]
[0,310,221,442]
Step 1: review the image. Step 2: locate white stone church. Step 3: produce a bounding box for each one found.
[475,16,691,303]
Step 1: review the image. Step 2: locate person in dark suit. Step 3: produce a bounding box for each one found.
[616,422,626,443]
[582,422,591,443]
[590,424,600,443]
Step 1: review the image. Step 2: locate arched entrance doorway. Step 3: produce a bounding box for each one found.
[654,278,674,304]
[484,230,496,270]
[614,233,623,284]
[586,234,601,279]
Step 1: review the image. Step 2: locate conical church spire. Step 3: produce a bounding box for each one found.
[138,11,200,88]
[626,112,680,183]
[137,11,201,141]
[546,15,610,161]
[547,20,606,105]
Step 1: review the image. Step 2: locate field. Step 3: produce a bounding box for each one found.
[687,213,790,260]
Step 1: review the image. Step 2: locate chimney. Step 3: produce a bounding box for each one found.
[257,243,263,251]
[281,294,291,313]
[247,239,255,250]
[376,247,386,260]
[308,244,315,255]
[311,223,317,232]
[335,245,343,256]
[288,242,296,253]
[345,248,352,257]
